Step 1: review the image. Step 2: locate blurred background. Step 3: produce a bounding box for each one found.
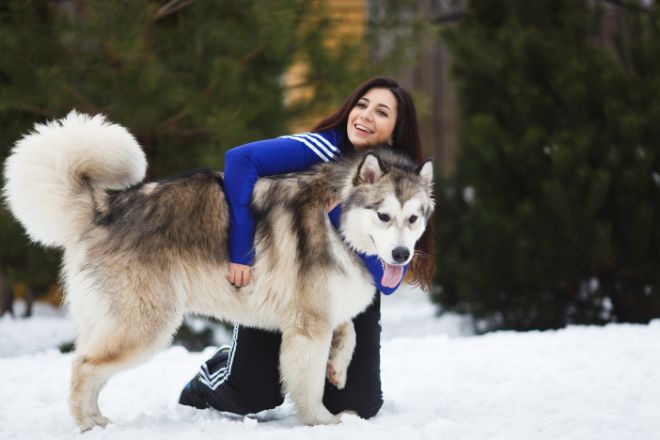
[1,0,659,344]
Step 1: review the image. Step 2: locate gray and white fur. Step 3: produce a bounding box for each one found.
[2,112,434,429]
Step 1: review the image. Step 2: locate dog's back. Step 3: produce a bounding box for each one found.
[92,170,229,265]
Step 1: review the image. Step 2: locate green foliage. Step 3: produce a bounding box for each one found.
[0,0,423,295]
[435,0,660,331]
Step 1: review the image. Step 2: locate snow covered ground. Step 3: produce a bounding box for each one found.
[1,286,659,439]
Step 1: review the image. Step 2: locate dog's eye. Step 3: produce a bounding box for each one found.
[409,215,418,224]
[377,212,391,222]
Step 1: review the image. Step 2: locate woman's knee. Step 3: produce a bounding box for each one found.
[353,394,383,419]
[203,380,284,415]
[238,393,285,415]
[323,385,383,419]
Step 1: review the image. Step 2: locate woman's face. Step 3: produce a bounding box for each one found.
[346,87,398,149]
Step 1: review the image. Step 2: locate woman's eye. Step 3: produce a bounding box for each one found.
[356,102,367,108]
[377,110,388,117]
[377,212,391,222]
[409,215,418,224]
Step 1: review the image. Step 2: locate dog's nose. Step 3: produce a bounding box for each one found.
[391,247,410,264]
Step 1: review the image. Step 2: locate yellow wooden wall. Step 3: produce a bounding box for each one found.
[283,0,366,132]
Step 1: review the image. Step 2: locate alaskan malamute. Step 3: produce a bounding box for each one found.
[3,112,434,429]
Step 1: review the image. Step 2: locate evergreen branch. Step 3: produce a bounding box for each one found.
[156,42,267,138]
[193,43,266,101]
[154,0,196,21]
[158,42,261,131]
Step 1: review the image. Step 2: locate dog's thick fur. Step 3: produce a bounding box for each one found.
[3,112,434,429]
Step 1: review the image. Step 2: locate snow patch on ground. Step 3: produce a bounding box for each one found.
[1,286,659,439]
[0,300,76,356]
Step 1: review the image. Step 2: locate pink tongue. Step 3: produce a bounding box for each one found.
[381,263,404,288]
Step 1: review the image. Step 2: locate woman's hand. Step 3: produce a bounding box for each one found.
[227,262,252,287]
[228,196,338,288]
[325,195,341,212]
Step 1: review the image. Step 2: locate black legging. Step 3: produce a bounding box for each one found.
[179,293,383,419]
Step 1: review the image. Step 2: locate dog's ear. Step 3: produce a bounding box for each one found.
[417,159,434,185]
[357,151,386,184]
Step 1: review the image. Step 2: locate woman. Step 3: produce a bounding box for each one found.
[179,76,434,420]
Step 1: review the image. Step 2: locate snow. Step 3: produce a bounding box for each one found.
[0,301,76,356]
[1,286,659,439]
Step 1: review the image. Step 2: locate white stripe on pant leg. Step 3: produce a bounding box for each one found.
[208,367,227,381]
[200,362,216,383]
[209,324,240,390]
[199,364,226,385]
[198,324,240,390]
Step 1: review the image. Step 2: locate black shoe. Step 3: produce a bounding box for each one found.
[205,345,231,370]
[178,346,232,409]
[179,373,211,409]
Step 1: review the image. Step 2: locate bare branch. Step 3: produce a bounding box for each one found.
[61,82,100,114]
[10,103,57,119]
[239,43,266,65]
[155,0,196,21]
[154,109,191,133]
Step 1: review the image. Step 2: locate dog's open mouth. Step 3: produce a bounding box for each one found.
[381,262,405,288]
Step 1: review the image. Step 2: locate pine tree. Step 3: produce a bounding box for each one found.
[434,0,660,330]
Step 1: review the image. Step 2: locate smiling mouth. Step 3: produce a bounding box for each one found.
[354,124,373,135]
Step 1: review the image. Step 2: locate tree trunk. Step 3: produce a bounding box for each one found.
[23,287,34,318]
[0,268,14,318]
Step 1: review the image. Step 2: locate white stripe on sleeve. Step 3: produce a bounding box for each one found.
[280,135,331,162]
[307,132,340,154]
[295,133,339,160]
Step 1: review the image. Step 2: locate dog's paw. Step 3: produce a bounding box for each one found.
[321,414,341,425]
[92,414,110,428]
[303,407,341,425]
[78,414,110,432]
[335,371,347,389]
[327,361,348,389]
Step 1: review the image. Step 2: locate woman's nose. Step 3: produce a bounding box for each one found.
[359,108,374,122]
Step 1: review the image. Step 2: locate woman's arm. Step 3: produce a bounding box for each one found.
[224,132,340,269]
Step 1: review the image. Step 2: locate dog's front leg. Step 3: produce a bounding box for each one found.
[327,321,356,389]
[280,325,339,425]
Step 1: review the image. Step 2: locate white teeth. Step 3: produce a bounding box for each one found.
[355,124,372,133]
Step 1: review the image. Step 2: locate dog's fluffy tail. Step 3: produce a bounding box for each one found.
[3,111,146,248]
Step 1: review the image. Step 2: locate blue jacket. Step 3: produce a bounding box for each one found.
[223,129,408,295]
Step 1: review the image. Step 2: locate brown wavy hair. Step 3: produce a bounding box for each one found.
[313,76,435,291]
